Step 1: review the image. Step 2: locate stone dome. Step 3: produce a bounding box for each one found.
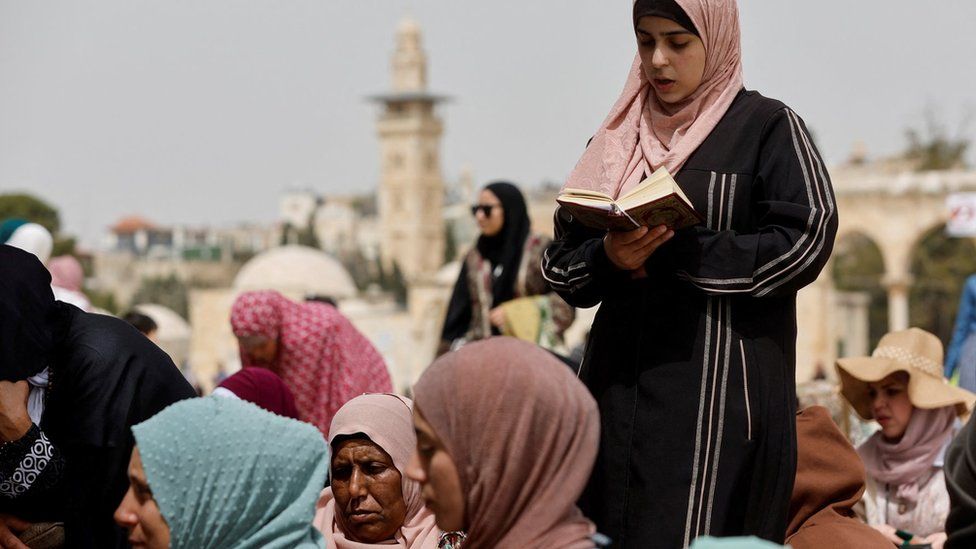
[133,303,191,367]
[233,245,357,300]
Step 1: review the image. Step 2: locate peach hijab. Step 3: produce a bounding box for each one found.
[564,0,743,198]
[314,394,440,549]
[412,337,600,549]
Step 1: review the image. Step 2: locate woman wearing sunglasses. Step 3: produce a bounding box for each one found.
[439,182,575,357]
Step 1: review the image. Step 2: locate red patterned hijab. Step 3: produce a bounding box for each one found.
[230,290,393,436]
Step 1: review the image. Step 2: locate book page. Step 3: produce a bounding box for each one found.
[556,195,615,211]
[560,188,614,201]
[617,167,675,210]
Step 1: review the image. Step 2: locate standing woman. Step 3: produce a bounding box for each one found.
[543,1,837,546]
[945,274,976,390]
[440,182,575,355]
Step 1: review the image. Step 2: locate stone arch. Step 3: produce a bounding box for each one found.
[908,223,976,346]
[831,231,888,353]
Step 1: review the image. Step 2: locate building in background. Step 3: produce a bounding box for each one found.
[372,18,448,282]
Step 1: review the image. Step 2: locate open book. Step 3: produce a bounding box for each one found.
[556,167,703,231]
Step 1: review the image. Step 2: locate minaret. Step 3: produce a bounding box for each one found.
[372,18,448,282]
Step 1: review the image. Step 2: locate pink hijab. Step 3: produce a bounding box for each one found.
[412,337,600,549]
[230,290,393,437]
[858,406,957,503]
[314,394,440,549]
[563,0,743,198]
[48,255,84,292]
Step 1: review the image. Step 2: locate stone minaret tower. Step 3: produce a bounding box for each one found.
[373,18,447,282]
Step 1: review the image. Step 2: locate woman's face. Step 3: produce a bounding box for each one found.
[473,189,505,237]
[636,16,706,106]
[238,335,278,366]
[868,372,915,442]
[114,447,171,549]
[331,437,408,543]
[406,406,465,532]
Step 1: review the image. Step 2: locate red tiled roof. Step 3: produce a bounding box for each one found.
[111,216,158,234]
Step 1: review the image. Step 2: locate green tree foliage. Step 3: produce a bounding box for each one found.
[279,221,320,249]
[0,193,76,255]
[910,225,976,347]
[87,289,119,315]
[444,221,458,263]
[339,249,374,292]
[131,274,189,318]
[388,262,408,307]
[0,193,60,234]
[832,233,888,349]
[904,110,970,171]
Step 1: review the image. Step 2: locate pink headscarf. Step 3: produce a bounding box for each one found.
[858,406,957,503]
[48,255,84,292]
[412,337,600,549]
[314,394,440,549]
[230,290,393,436]
[47,254,92,311]
[563,0,743,198]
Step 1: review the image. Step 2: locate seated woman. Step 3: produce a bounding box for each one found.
[0,246,195,547]
[785,406,891,548]
[48,254,92,311]
[314,393,443,548]
[230,290,393,436]
[212,366,301,419]
[407,337,605,548]
[114,396,328,548]
[837,328,976,549]
[439,182,575,356]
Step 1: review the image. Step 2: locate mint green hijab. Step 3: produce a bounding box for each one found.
[132,396,327,548]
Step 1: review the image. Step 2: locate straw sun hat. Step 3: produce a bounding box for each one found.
[836,328,976,420]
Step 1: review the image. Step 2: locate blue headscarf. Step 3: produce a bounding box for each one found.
[0,218,28,243]
[132,397,328,548]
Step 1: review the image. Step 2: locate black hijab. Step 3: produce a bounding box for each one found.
[441,182,532,344]
[633,0,700,37]
[476,181,531,305]
[947,415,976,548]
[0,245,67,381]
[0,246,196,547]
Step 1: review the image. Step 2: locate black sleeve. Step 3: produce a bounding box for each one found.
[946,415,976,549]
[0,423,65,501]
[541,206,626,308]
[669,108,837,297]
[441,261,473,343]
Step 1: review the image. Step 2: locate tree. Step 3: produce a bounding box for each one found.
[0,193,76,255]
[388,262,408,308]
[904,108,971,171]
[130,274,189,318]
[87,289,119,315]
[339,248,374,292]
[910,225,976,347]
[0,193,60,234]
[279,220,320,249]
[444,221,458,263]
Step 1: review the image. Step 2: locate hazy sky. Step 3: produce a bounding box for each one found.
[1,1,974,247]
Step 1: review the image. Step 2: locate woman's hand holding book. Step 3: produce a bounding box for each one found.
[603,224,673,274]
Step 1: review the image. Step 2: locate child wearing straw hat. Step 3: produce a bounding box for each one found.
[837,328,976,549]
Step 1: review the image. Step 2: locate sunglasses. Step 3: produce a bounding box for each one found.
[470,204,500,217]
